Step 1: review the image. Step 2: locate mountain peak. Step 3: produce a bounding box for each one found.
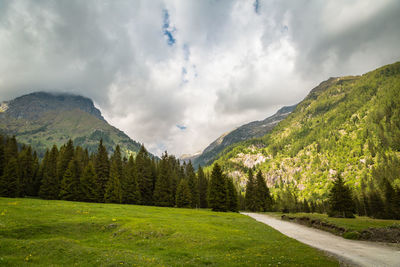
[3,91,105,121]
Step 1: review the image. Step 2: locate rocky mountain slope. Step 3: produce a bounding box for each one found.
[188,105,296,167]
[211,62,400,202]
[0,92,143,157]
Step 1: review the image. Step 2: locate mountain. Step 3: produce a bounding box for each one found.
[0,92,144,157]
[188,104,296,167]
[211,62,400,201]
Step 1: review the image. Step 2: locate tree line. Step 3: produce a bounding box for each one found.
[0,135,239,212]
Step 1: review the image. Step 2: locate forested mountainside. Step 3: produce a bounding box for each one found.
[211,62,400,213]
[0,92,143,157]
[188,105,296,167]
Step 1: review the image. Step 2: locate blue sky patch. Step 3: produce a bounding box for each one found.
[176,124,187,130]
[163,9,176,46]
[253,0,260,14]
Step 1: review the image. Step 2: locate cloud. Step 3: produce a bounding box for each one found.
[0,0,399,156]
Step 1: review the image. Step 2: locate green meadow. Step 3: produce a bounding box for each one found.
[0,197,338,266]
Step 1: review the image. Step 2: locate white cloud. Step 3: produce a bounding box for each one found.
[0,0,399,156]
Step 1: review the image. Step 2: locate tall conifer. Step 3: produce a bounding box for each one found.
[104,146,123,203]
[153,152,174,207]
[39,145,59,199]
[197,166,208,208]
[245,169,256,211]
[94,139,109,201]
[136,145,153,205]
[0,157,19,197]
[208,163,228,212]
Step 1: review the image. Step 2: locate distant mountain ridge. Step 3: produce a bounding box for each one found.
[3,92,105,121]
[0,92,146,157]
[187,104,296,167]
[210,61,400,204]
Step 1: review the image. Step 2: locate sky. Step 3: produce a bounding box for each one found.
[0,0,399,156]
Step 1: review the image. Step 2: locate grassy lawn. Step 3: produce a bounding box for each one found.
[0,198,338,266]
[265,212,400,232]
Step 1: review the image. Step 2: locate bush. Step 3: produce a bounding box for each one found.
[342,231,361,240]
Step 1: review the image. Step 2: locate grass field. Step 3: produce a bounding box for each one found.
[265,212,400,232]
[0,198,338,266]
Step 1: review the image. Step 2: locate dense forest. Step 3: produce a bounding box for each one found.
[0,135,242,212]
[0,134,398,218]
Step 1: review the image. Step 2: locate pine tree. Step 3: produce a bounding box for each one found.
[94,139,109,201]
[0,135,5,178]
[226,175,239,212]
[0,157,19,197]
[59,159,81,201]
[197,166,208,208]
[136,145,153,205]
[186,161,199,208]
[39,145,59,199]
[104,146,123,203]
[176,179,192,208]
[31,151,40,196]
[57,139,74,183]
[18,146,35,197]
[245,169,257,211]
[122,155,141,204]
[368,190,385,218]
[80,162,99,202]
[153,152,174,207]
[4,136,18,163]
[208,163,228,212]
[255,170,273,212]
[328,174,355,218]
[303,199,311,213]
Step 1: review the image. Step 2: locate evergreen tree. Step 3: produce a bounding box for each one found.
[122,155,140,204]
[197,166,208,208]
[18,146,35,196]
[226,175,239,212]
[31,151,40,196]
[255,170,273,212]
[4,136,18,163]
[39,145,59,199]
[0,135,5,178]
[303,199,311,213]
[57,139,74,183]
[176,179,192,208]
[153,152,174,207]
[186,161,199,208]
[136,145,153,205]
[368,190,385,218]
[208,163,228,212]
[94,139,109,201]
[80,162,99,202]
[245,169,256,211]
[104,146,123,203]
[59,159,81,201]
[328,174,355,218]
[383,179,400,219]
[0,157,19,197]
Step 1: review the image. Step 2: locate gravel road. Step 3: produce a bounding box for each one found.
[242,212,400,267]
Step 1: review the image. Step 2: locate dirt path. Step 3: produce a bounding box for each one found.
[242,212,400,267]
